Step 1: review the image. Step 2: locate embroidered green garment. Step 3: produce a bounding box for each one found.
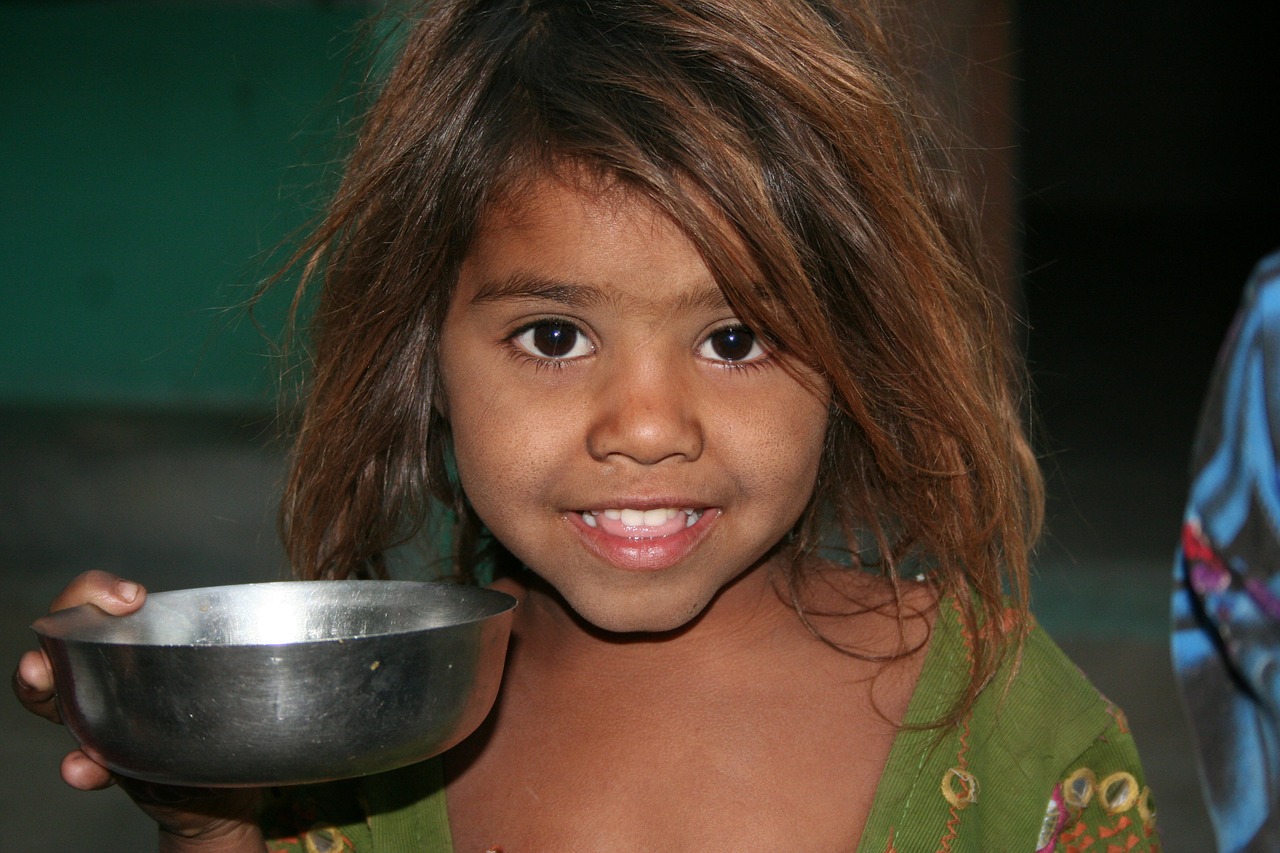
[261,598,1158,852]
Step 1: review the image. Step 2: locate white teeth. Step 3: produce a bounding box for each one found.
[586,507,703,528]
[643,508,670,526]
[620,508,646,526]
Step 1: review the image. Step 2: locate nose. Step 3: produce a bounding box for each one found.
[585,355,704,465]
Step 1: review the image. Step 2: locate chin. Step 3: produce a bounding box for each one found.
[569,588,711,636]
[592,612,697,636]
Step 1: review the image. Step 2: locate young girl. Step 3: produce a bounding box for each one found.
[14,1,1158,850]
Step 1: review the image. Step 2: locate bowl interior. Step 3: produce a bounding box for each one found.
[32,580,516,647]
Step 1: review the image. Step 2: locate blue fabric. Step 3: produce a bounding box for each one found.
[1173,250,1280,852]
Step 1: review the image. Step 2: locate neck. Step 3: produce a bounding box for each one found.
[489,558,933,704]
[495,556,801,682]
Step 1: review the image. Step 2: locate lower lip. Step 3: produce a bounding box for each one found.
[567,510,719,572]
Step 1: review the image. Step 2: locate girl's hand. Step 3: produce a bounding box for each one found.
[12,570,266,851]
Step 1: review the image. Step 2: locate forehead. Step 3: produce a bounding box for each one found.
[480,174,671,254]
[458,174,735,313]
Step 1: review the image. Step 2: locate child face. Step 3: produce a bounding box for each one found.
[439,176,829,633]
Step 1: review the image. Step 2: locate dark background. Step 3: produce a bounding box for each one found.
[1015,10,1276,844]
[1018,2,1279,566]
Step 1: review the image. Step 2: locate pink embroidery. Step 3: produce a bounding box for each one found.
[1036,783,1069,852]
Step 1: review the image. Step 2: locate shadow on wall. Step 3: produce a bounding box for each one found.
[0,408,291,851]
[0,409,290,608]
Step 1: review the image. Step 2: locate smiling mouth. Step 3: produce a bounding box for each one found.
[579,507,703,538]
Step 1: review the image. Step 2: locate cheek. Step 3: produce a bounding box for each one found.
[442,376,573,526]
[772,427,826,509]
[449,403,530,505]
[698,391,826,555]
[735,386,828,487]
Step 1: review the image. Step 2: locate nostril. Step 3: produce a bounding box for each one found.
[586,368,705,464]
[587,415,704,464]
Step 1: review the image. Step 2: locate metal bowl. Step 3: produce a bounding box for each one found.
[31,580,517,787]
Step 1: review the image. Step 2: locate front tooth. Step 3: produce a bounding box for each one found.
[620,508,646,526]
[642,508,669,526]
[581,512,597,528]
[604,509,622,521]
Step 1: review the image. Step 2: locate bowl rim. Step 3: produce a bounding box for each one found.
[30,579,518,649]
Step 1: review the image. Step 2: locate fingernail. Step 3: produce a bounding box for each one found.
[115,581,140,603]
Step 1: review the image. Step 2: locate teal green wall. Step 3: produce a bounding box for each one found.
[1,3,369,409]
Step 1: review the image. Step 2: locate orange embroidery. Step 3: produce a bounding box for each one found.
[1060,821,1091,846]
[1054,767,1157,853]
[1104,703,1131,734]
[1098,815,1132,839]
[937,597,978,853]
[1103,836,1140,852]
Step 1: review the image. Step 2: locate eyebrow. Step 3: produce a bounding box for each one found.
[468,272,610,308]
[467,271,733,314]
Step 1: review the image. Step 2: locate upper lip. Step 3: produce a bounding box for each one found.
[570,497,710,513]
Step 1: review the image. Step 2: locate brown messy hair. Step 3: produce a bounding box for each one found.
[281,0,1043,715]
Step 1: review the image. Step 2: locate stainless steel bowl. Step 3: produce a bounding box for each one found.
[31,580,517,787]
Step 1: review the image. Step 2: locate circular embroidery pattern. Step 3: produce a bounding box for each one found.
[1063,767,1097,809]
[303,826,351,853]
[1100,771,1140,815]
[1138,784,1156,825]
[941,767,980,809]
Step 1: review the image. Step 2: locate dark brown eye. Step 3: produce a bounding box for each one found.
[700,325,764,363]
[514,321,591,360]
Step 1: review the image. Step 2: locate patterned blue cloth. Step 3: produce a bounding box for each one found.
[1173,250,1280,852]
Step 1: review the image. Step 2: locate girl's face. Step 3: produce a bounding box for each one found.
[439,176,829,633]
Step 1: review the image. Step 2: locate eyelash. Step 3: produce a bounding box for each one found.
[504,319,773,370]
[715,354,770,374]
[699,324,770,369]
[505,319,591,371]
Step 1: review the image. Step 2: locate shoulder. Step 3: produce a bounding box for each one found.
[911,596,1122,763]
[958,608,1158,850]
[859,598,1157,852]
[971,618,1126,768]
[952,601,1146,793]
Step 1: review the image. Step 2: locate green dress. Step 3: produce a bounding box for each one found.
[261,598,1159,852]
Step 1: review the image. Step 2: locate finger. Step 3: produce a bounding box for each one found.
[61,750,115,791]
[49,570,146,616]
[13,649,60,723]
[114,775,215,807]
